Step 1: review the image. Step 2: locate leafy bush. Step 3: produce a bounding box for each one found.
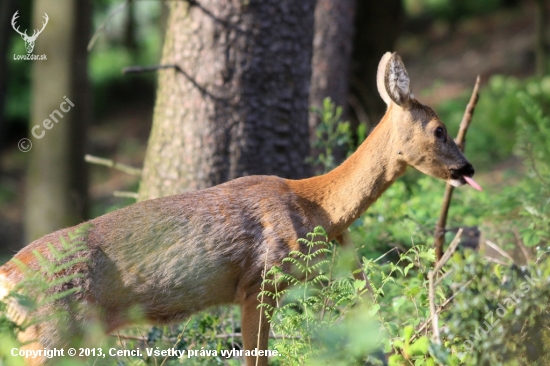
[259,231,550,366]
[308,98,354,174]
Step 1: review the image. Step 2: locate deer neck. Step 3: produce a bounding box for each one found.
[289,111,407,238]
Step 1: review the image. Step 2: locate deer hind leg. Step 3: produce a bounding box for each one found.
[240,293,274,366]
[2,299,51,366]
[18,332,47,366]
[4,297,87,365]
[1,277,45,365]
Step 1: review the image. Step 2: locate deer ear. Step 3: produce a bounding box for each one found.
[377,52,411,107]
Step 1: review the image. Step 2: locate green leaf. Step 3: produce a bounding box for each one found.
[368,304,380,316]
[403,325,414,342]
[408,336,430,356]
[353,279,366,291]
[392,297,407,311]
[404,262,414,277]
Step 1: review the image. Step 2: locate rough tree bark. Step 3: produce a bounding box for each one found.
[24,0,91,242]
[138,0,314,200]
[308,0,356,141]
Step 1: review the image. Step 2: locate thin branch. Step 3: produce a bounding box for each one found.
[160,319,191,366]
[434,268,453,287]
[428,229,463,345]
[484,256,511,266]
[374,247,400,263]
[427,270,440,344]
[85,154,142,176]
[513,229,533,262]
[87,0,130,52]
[123,64,180,75]
[113,191,139,200]
[536,249,550,264]
[484,240,515,264]
[410,277,474,343]
[455,75,481,152]
[434,76,481,261]
[434,229,463,275]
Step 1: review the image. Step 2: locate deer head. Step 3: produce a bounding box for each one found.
[11,11,49,54]
[377,52,479,189]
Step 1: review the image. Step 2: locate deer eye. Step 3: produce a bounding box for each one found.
[434,127,445,140]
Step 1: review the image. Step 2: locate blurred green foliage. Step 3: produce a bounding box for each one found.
[404,0,505,21]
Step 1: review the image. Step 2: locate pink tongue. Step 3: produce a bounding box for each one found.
[463,175,482,191]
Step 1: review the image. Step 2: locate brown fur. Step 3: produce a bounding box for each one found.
[0,52,473,365]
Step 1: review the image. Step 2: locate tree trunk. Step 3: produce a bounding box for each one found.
[0,0,16,150]
[309,0,356,142]
[350,0,404,129]
[139,0,314,200]
[535,0,548,77]
[24,0,90,242]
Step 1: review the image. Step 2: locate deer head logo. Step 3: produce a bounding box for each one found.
[11,11,49,54]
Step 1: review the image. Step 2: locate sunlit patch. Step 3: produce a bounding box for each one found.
[0,274,9,300]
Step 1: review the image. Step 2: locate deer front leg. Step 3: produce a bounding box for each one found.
[240,293,273,366]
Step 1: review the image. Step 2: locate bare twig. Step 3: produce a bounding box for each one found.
[484,240,515,264]
[513,229,533,263]
[87,0,130,52]
[160,318,191,366]
[536,249,550,264]
[428,229,463,344]
[427,270,440,344]
[410,277,474,343]
[123,64,180,75]
[484,256,511,266]
[113,191,139,200]
[85,154,142,176]
[434,76,481,261]
[434,268,453,287]
[373,247,400,263]
[434,229,463,275]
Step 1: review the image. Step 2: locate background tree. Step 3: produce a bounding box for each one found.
[308,0,356,142]
[24,0,91,241]
[138,0,314,200]
[350,0,404,129]
[0,0,17,150]
[535,0,548,76]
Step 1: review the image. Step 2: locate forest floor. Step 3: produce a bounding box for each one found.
[0,2,542,254]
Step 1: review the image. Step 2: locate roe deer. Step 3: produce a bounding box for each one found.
[0,52,479,366]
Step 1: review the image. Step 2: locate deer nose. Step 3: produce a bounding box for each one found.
[454,163,475,177]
